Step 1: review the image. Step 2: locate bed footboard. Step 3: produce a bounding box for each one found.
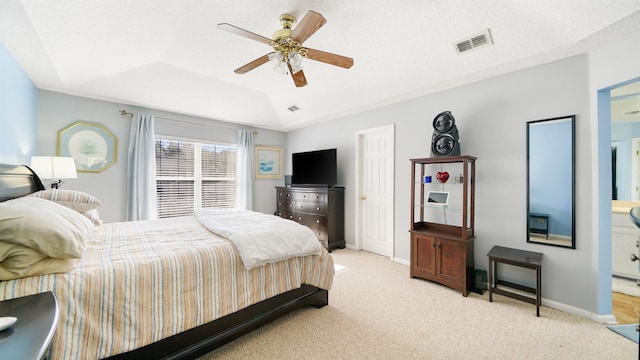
[105,285,328,360]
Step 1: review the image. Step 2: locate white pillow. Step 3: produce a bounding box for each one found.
[82,209,103,226]
[0,196,95,258]
[30,189,102,212]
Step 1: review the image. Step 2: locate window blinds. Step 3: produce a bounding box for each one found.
[155,138,236,218]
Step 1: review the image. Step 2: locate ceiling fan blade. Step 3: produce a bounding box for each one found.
[288,64,308,87]
[290,10,326,44]
[234,53,273,74]
[305,48,353,69]
[217,23,273,45]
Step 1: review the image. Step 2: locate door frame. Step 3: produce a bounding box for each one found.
[354,124,395,259]
[632,137,640,201]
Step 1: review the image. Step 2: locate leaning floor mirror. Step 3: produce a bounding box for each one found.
[526,115,575,248]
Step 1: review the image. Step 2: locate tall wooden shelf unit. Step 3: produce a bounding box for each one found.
[410,155,476,296]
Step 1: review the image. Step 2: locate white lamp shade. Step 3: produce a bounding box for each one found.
[30,156,78,179]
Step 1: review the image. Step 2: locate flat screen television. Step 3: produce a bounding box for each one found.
[292,148,337,187]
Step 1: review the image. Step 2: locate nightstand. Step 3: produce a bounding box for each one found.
[0,291,59,360]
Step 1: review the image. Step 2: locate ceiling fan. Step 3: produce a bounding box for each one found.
[217,10,354,87]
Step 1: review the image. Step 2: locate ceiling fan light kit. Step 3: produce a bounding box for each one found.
[218,10,353,87]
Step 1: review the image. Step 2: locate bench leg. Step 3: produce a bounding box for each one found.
[488,258,493,302]
[536,265,541,317]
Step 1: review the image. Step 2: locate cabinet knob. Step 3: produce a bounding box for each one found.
[298,217,302,221]
[432,243,436,248]
[316,220,320,224]
[316,207,320,211]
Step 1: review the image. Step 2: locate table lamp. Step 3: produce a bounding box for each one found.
[30,156,78,189]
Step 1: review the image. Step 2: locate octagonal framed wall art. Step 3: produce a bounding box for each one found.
[57,121,117,173]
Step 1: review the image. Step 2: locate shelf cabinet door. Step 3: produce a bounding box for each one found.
[437,238,464,286]
[411,234,437,278]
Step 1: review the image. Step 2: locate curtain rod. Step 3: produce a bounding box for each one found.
[119,110,257,134]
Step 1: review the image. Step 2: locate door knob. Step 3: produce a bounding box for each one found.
[631,253,640,262]
[360,195,367,200]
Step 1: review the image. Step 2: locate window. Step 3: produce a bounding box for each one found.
[155,138,236,218]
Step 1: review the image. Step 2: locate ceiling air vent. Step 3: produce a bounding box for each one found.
[454,29,493,54]
[287,105,300,112]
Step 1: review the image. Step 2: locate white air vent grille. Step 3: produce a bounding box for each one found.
[454,29,493,54]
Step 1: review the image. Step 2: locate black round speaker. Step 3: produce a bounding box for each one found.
[433,112,455,133]
[430,111,460,157]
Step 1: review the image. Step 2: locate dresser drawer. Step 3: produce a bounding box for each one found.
[298,192,326,203]
[307,225,327,242]
[276,211,297,222]
[277,189,296,200]
[277,199,296,211]
[279,190,326,202]
[292,213,326,228]
[296,201,325,213]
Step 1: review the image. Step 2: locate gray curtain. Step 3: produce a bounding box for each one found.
[126,113,158,221]
[235,130,254,210]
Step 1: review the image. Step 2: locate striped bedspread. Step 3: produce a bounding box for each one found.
[0,216,334,359]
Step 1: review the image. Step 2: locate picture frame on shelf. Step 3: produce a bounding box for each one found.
[57,121,117,173]
[255,146,283,179]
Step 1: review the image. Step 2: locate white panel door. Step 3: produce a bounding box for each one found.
[360,126,394,257]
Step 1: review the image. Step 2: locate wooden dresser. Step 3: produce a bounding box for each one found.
[275,186,345,252]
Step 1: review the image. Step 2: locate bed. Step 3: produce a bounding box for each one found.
[0,163,334,359]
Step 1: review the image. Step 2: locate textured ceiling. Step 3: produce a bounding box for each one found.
[2,1,640,131]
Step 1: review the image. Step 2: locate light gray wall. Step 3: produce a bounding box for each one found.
[286,54,600,314]
[37,90,285,223]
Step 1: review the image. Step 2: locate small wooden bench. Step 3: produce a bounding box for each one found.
[487,245,543,316]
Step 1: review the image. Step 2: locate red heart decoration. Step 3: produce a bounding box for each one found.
[436,171,449,183]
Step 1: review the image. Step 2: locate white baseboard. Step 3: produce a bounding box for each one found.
[542,298,617,324]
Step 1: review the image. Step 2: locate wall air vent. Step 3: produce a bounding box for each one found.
[454,29,493,54]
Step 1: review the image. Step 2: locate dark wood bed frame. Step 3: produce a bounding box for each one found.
[0,163,329,359]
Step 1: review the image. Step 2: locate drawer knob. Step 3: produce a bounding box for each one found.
[316,207,320,211]
[298,217,302,221]
[316,220,320,224]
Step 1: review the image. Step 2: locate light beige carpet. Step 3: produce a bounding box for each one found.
[198,249,637,359]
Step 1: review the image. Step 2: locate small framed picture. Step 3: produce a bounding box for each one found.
[57,121,117,173]
[255,146,283,179]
